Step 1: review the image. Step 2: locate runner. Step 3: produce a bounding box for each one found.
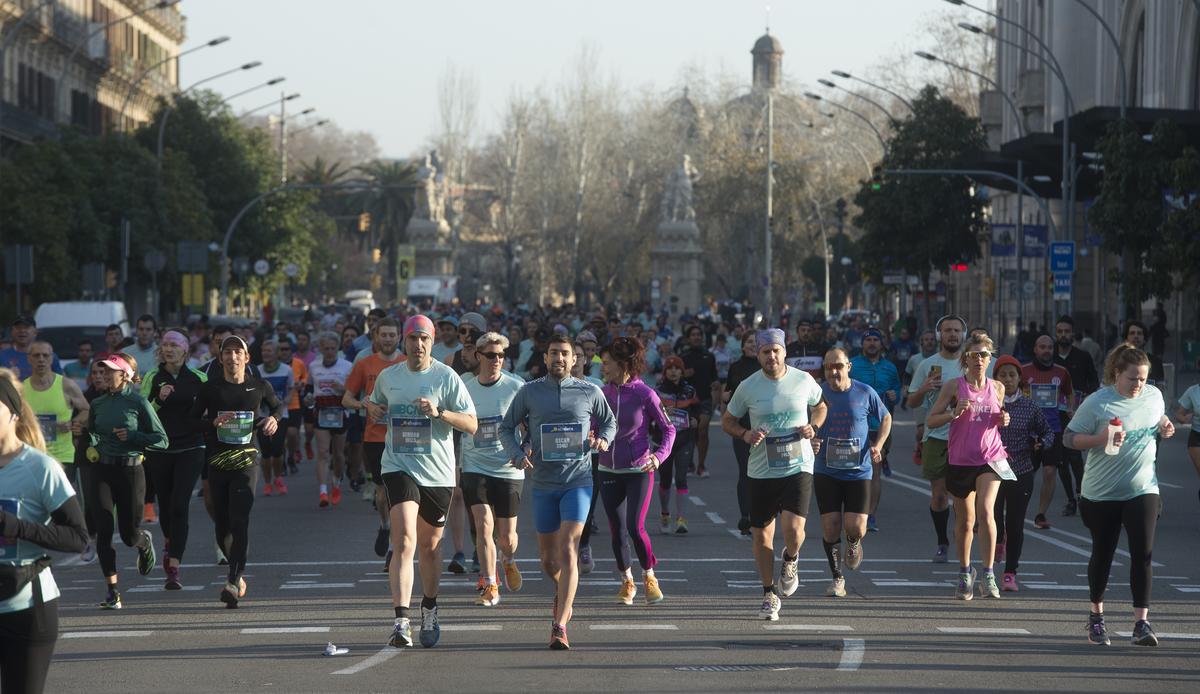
[23,342,89,499]
[342,318,406,569]
[0,316,62,381]
[459,332,525,606]
[368,315,476,649]
[926,334,1010,600]
[63,339,94,390]
[1121,322,1165,385]
[499,333,616,649]
[785,318,827,382]
[902,330,938,464]
[1022,335,1076,529]
[906,315,967,563]
[444,313,484,576]
[598,337,675,606]
[190,335,285,608]
[140,331,207,589]
[277,340,306,475]
[1174,382,1200,486]
[678,324,717,478]
[723,332,761,535]
[992,355,1053,592]
[124,315,158,378]
[306,332,353,507]
[573,336,603,575]
[256,340,294,496]
[849,329,900,532]
[722,329,827,621]
[655,356,697,534]
[0,368,89,694]
[1053,316,1100,517]
[84,352,168,609]
[1064,344,1175,646]
[431,316,462,364]
[814,348,890,598]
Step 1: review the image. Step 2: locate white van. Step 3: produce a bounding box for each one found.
[343,290,376,315]
[33,301,130,361]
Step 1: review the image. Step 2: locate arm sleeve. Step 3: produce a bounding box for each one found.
[127,396,169,450]
[499,387,527,461]
[260,383,284,423]
[189,385,215,434]
[1032,405,1055,450]
[88,398,99,446]
[447,373,476,416]
[727,383,748,419]
[646,388,675,462]
[592,389,618,445]
[0,497,88,553]
[345,362,365,397]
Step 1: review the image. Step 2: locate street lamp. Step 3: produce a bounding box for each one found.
[817,78,897,123]
[804,92,886,153]
[289,119,329,137]
[118,35,230,130]
[914,51,1024,137]
[240,93,299,118]
[829,70,915,112]
[156,60,263,169]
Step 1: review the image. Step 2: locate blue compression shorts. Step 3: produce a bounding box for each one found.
[532,486,592,534]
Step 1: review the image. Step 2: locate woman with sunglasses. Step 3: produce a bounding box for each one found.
[927,334,1010,601]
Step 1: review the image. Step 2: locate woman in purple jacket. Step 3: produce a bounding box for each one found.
[598,337,676,607]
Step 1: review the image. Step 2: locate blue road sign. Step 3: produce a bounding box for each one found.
[1049,241,1075,272]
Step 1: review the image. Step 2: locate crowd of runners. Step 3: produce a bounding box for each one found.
[2,301,1199,690]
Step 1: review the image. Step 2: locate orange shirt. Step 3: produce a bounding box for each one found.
[346,352,407,442]
[288,357,308,410]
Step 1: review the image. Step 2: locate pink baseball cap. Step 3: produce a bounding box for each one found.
[403,315,435,339]
[97,354,134,378]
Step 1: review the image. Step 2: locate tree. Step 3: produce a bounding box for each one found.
[357,159,418,303]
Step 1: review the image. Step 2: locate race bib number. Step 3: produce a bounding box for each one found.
[786,356,823,372]
[541,422,584,461]
[474,415,502,447]
[826,437,863,470]
[1031,383,1058,410]
[669,408,690,429]
[765,429,803,469]
[0,499,19,559]
[391,417,432,455]
[987,458,1018,481]
[317,407,345,429]
[36,414,57,442]
[216,411,254,445]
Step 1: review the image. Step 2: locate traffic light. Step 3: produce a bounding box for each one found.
[870,166,882,191]
[950,263,969,272]
[358,212,371,232]
[105,269,117,288]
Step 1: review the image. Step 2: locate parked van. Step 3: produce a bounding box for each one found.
[343,290,376,315]
[33,301,130,361]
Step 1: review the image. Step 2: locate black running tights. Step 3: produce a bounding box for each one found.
[1080,494,1158,608]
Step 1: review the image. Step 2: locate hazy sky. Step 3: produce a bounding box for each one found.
[180,0,960,158]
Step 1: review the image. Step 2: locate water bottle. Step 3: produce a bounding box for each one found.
[1104,417,1123,455]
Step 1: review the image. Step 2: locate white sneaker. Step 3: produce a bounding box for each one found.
[845,539,863,571]
[80,541,96,564]
[578,545,595,574]
[825,576,847,597]
[759,591,781,621]
[361,480,376,502]
[779,552,799,597]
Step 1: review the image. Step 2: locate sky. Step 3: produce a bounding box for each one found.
[179,0,960,159]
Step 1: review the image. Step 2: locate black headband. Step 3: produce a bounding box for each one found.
[0,378,21,417]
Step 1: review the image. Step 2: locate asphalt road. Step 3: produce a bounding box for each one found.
[42,410,1200,692]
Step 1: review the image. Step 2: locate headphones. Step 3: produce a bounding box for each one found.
[935,314,967,333]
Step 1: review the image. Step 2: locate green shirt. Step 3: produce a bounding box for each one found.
[87,386,169,457]
[726,366,823,479]
[1067,384,1164,502]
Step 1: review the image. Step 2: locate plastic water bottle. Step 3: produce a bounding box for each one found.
[1104,417,1123,455]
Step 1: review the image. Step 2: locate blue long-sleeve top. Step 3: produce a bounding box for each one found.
[500,375,617,491]
[998,393,1054,476]
[849,354,902,430]
[599,378,675,472]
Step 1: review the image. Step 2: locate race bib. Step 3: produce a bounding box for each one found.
[391,416,432,454]
[669,408,690,429]
[216,411,254,445]
[474,415,502,447]
[1031,383,1058,410]
[317,407,345,429]
[0,499,19,559]
[988,457,1018,481]
[36,414,57,442]
[765,429,804,469]
[541,422,584,461]
[826,437,863,470]
[786,356,823,372]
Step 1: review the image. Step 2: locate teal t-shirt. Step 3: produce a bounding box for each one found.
[726,366,823,479]
[369,360,475,487]
[911,354,963,441]
[1067,384,1165,502]
[1177,384,1200,426]
[1,445,73,613]
[462,372,525,480]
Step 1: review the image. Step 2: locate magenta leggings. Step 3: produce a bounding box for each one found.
[599,469,657,572]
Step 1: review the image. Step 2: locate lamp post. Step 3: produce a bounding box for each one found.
[915,51,1025,137]
[829,70,915,112]
[804,92,886,154]
[817,78,898,123]
[215,77,285,108]
[118,35,229,130]
[288,118,328,137]
[240,92,299,118]
[156,60,262,170]
[764,89,774,325]
[279,103,315,184]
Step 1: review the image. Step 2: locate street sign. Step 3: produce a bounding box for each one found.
[1053,272,1072,300]
[883,273,904,285]
[1022,280,1036,297]
[3,245,33,285]
[396,244,415,298]
[176,241,208,273]
[144,250,166,274]
[284,262,299,278]
[1049,241,1075,272]
[253,259,270,276]
[906,275,919,287]
[182,273,205,307]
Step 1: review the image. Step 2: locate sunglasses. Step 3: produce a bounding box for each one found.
[965,350,992,359]
[478,351,505,361]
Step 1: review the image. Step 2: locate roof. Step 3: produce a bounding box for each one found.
[752,32,783,55]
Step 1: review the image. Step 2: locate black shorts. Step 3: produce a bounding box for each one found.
[1033,431,1065,468]
[946,464,1000,500]
[259,426,286,458]
[460,472,523,518]
[814,475,870,515]
[303,406,315,425]
[694,400,714,418]
[364,442,385,484]
[346,412,364,444]
[1188,429,1200,448]
[382,470,453,527]
[287,409,303,429]
[747,472,812,527]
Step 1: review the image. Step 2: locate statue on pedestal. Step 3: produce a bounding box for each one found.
[661,154,701,223]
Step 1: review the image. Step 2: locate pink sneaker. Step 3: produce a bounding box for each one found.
[262,483,272,497]
[994,542,1006,564]
[274,478,288,495]
[1001,572,1019,592]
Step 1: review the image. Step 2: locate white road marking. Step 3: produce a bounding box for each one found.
[241,627,330,634]
[688,496,706,507]
[589,624,678,630]
[1020,584,1089,591]
[1115,631,1200,640]
[720,570,757,574]
[422,624,501,631]
[764,624,854,632]
[290,573,323,577]
[331,647,400,675]
[726,528,750,539]
[871,580,953,588]
[1172,587,1200,593]
[1158,481,1183,489]
[938,627,1030,635]
[858,570,897,575]
[705,512,726,524]
[63,631,153,639]
[279,583,356,590]
[883,476,932,495]
[837,638,865,671]
[126,585,203,592]
[284,580,318,584]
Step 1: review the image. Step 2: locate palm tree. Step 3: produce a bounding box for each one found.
[356,159,418,304]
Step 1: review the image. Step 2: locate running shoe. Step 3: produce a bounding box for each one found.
[549,624,570,650]
[617,578,637,605]
[476,583,500,606]
[1062,499,1077,517]
[419,606,440,648]
[389,618,413,648]
[448,552,467,574]
[330,486,343,505]
[274,478,288,495]
[164,566,182,591]
[933,544,949,563]
[361,480,376,501]
[349,477,363,493]
[216,542,228,566]
[305,441,315,460]
[660,513,671,535]
[288,459,299,475]
[759,591,781,621]
[578,545,594,574]
[955,567,977,601]
[220,579,246,609]
[80,540,96,564]
[502,560,523,592]
[262,483,273,497]
[779,552,799,597]
[98,587,122,610]
[318,491,330,508]
[981,571,1000,598]
[374,527,390,557]
[994,542,1006,564]
[866,515,879,533]
[738,517,751,536]
[697,467,710,478]
[143,503,158,524]
[1033,513,1051,529]
[675,516,689,534]
[881,460,892,478]
[825,576,847,598]
[1087,614,1110,646]
[644,574,664,604]
[845,539,863,571]
[1001,572,1019,592]
[470,551,480,574]
[1131,620,1159,647]
[136,530,156,576]
[475,577,487,594]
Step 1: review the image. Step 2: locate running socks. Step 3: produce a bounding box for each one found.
[823,540,843,579]
[421,595,437,610]
[395,606,408,619]
[931,507,951,546]
[763,584,778,596]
